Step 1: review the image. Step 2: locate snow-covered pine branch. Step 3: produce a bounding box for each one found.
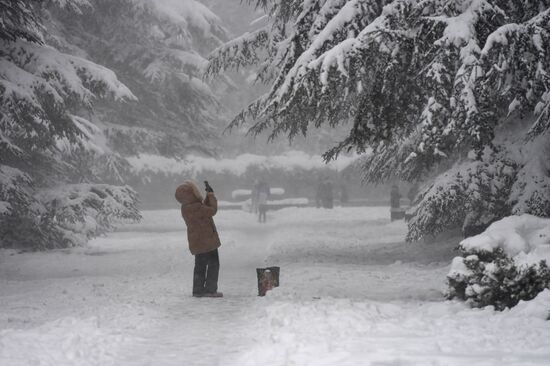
[406,149,518,241]
[208,0,550,240]
[0,0,43,43]
[42,0,228,155]
[0,0,140,249]
[0,165,33,217]
[34,184,141,249]
[209,0,550,159]
[407,132,550,242]
[206,27,270,77]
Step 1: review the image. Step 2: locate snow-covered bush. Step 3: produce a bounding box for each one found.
[447,215,550,310]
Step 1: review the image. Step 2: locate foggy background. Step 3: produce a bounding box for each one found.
[1,1,549,365]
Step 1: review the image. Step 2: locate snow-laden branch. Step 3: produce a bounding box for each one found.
[213,0,550,180]
[1,40,136,107]
[209,0,550,241]
[206,27,271,77]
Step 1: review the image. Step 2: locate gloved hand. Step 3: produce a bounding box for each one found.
[204,181,214,193]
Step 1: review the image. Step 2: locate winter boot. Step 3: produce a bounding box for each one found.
[202,292,223,298]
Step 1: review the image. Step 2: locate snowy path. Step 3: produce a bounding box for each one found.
[1,207,549,366]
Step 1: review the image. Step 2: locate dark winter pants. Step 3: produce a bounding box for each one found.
[193,249,219,295]
[258,204,267,223]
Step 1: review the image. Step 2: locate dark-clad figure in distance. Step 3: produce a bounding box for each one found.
[390,184,401,209]
[257,180,270,223]
[316,177,334,209]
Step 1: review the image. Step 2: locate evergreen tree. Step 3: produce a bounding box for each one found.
[0,0,140,249]
[208,0,550,239]
[44,0,228,159]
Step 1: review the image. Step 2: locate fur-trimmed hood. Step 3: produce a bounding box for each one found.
[175,180,204,205]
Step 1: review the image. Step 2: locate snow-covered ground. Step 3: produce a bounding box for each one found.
[1,207,549,366]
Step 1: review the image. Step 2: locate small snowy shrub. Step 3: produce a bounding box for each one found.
[447,215,550,310]
[448,250,550,310]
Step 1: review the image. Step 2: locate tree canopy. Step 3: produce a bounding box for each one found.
[208,0,550,239]
[1,0,140,248]
[208,0,549,177]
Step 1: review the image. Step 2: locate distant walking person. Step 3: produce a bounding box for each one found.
[257,181,270,223]
[251,179,261,213]
[390,184,401,208]
[316,177,334,209]
[175,180,223,298]
[323,178,334,209]
[315,180,323,208]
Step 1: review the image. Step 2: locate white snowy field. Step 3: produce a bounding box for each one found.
[1,207,549,366]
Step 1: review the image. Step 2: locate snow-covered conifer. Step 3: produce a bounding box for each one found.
[208,0,550,239]
[44,0,228,159]
[0,0,140,249]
